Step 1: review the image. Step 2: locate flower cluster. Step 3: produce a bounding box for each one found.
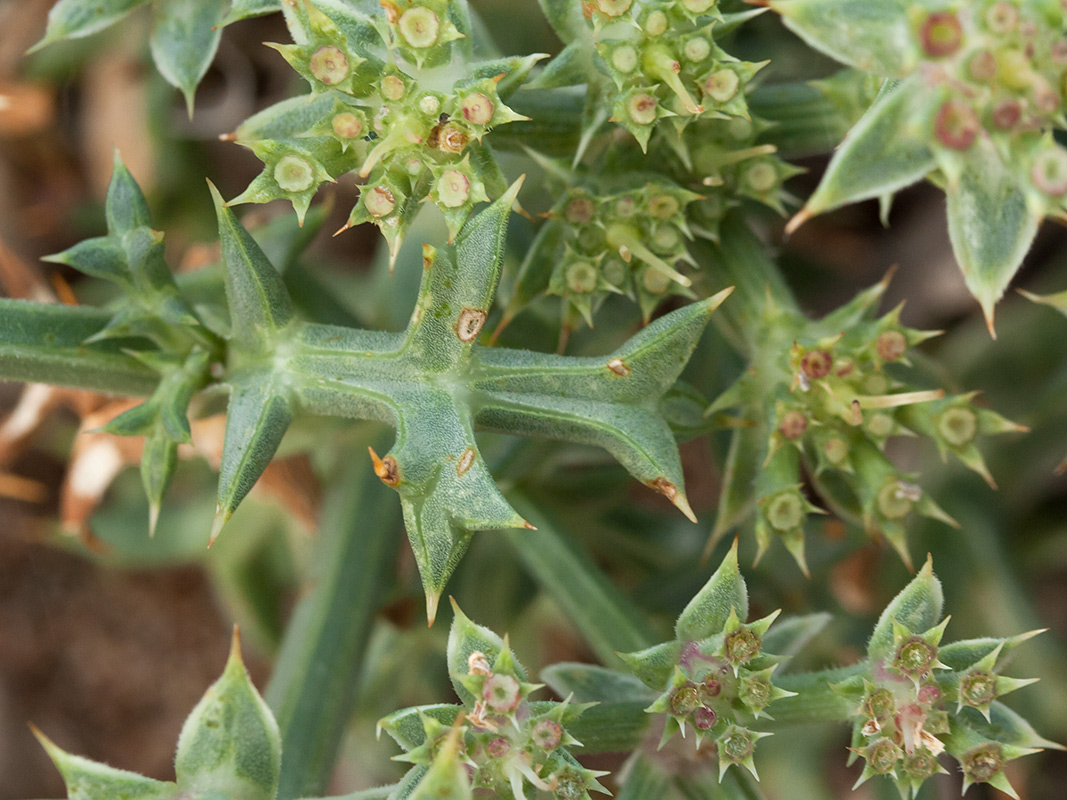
[834,559,1049,798]
[381,603,607,800]
[621,544,790,779]
[708,276,1024,572]
[229,0,536,266]
[775,0,1067,329]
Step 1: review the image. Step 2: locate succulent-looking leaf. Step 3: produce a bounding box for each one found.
[31,0,151,51]
[150,0,226,114]
[675,539,747,642]
[868,555,942,661]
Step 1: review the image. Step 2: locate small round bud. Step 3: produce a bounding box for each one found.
[937,407,978,446]
[963,744,1004,783]
[864,372,888,394]
[670,685,702,715]
[554,770,588,800]
[615,197,637,217]
[867,412,894,438]
[381,75,406,100]
[740,677,771,711]
[935,100,980,150]
[461,93,495,126]
[418,94,441,115]
[651,225,681,253]
[895,636,936,677]
[405,157,423,176]
[701,676,722,699]
[743,161,778,194]
[309,46,349,85]
[766,491,804,531]
[365,185,397,217]
[693,706,717,730]
[920,12,963,58]
[876,330,907,361]
[602,259,627,286]
[864,687,894,720]
[1051,39,1067,64]
[968,50,998,83]
[437,124,469,154]
[704,69,740,102]
[960,672,997,708]
[565,262,598,293]
[642,267,671,294]
[487,737,510,758]
[644,9,668,35]
[565,196,596,224]
[595,0,632,17]
[274,155,315,192]
[628,93,658,125]
[801,349,833,380]
[824,438,848,466]
[903,748,940,779]
[611,44,639,74]
[683,0,715,13]
[918,683,942,705]
[991,98,1022,130]
[532,719,563,750]
[437,170,472,208]
[398,7,440,48]
[1032,148,1067,196]
[332,112,364,139]
[728,117,753,140]
[720,730,754,762]
[877,481,915,519]
[724,628,761,665]
[649,194,681,219]
[484,673,521,712]
[867,738,900,774]
[779,410,807,440]
[684,37,711,62]
[985,2,1019,34]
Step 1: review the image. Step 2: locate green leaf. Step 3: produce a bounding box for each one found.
[794,77,935,225]
[211,182,295,352]
[33,728,176,800]
[378,705,463,753]
[541,663,656,704]
[675,539,747,642]
[769,0,916,76]
[760,612,832,660]
[446,600,512,705]
[618,640,683,690]
[224,0,281,26]
[616,754,671,800]
[105,150,152,234]
[867,555,943,662]
[175,630,281,800]
[946,147,1040,335]
[150,0,226,114]
[31,0,150,51]
[537,0,591,46]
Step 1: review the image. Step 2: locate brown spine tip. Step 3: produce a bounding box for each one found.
[368,446,400,486]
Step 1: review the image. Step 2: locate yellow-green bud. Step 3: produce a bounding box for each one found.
[274,155,314,192]
[398,7,440,48]
[437,170,471,207]
[309,46,348,85]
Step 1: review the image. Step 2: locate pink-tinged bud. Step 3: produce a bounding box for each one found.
[779,410,808,440]
[381,75,405,101]
[876,330,907,361]
[920,12,963,58]
[595,0,632,17]
[937,407,978,446]
[991,98,1022,130]
[895,637,936,677]
[532,719,563,750]
[670,685,702,715]
[701,676,722,699]
[960,672,997,707]
[364,186,397,217]
[1052,39,1067,64]
[917,683,942,704]
[801,349,833,380]
[704,69,740,102]
[483,673,521,712]
[565,196,596,224]
[867,738,900,774]
[1032,147,1067,196]
[963,744,1005,783]
[724,628,761,665]
[693,706,717,730]
[649,194,680,218]
[565,262,598,293]
[1034,82,1060,113]
[309,46,349,85]
[332,112,364,139]
[628,93,658,125]
[969,50,998,83]
[986,2,1019,34]
[398,7,440,48]
[935,100,980,150]
[487,737,511,758]
[274,155,314,192]
[461,93,495,126]
[436,170,471,208]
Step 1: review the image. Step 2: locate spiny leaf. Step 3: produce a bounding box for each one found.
[150,0,226,115]
[867,555,943,662]
[675,539,747,642]
[30,0,151,52]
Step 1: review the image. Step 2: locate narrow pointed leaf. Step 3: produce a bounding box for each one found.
[868,556,943,662]
[34,728,176,800]
[675,540,747,642]
[32,0,150,50]
[150,0,226,112]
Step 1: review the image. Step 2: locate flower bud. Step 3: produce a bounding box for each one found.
[876,330,907,361]
[565,196,596,224]
[719,729,755,762]
[683,0,715,13]
[693,706,717,730]
[274,155,314,192]
[364,185,397,217]
[903,748,940,780]
[920,12,963,59]
[866,738,901,774]
[867,412,894,438]
[962,744,1004,783]
[685,37,711,62]
[960,671,997,708]
[743,161,778,194]
[487,737,510,758]
[644,10,668,36]
[419,94,441,116]
[824,437,848,466]
[332,112,364,139]
[1032,147,1067,196]
[381,75,406,101]
[670,684,702,714]
[935,100,980,150]
[602,259,627,286]
[565,262,598,293]
[766,491,804,531]
[483,674,521,712]
[398,7,440,48]
[864,687,894,720]
[704,69,740,102]
[740,677,771,712]
[648,194,681,218]
[628,93,658,125]
[985,2,1019,35]
[461,93,495,126]
[595,0,632,17]
[610,44,639,74]
[532,719,563,750]
[877,481,916,519]
[309,46,349,85]
[991,98,1022,130]
[437,170,471,208]
[723,628,761,665]
[937,407,977,446]
[801,349,833,379]
[968,50,998,83]
[779,410,807,440]
[642,267,671,294]
[651,225,681,252]
[894,636,937,677]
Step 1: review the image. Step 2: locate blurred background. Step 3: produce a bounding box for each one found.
[1,1,1067,798]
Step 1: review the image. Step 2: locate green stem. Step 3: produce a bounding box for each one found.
[769,664,864,725]
[749,81,857,160]
[566,700,653,753]
[675,769,768,800]
[505,491,660,666]
[0,298,158,395]
[266,444,402,799]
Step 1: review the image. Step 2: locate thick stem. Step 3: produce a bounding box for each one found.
[749,81,859,160]
[266,444,402,799]
[768,664,864,725]
[0,299,158,396]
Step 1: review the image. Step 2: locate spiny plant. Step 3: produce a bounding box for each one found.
[5,0,1067,799]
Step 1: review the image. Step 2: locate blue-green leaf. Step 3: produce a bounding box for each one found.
[150,0,226,114]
